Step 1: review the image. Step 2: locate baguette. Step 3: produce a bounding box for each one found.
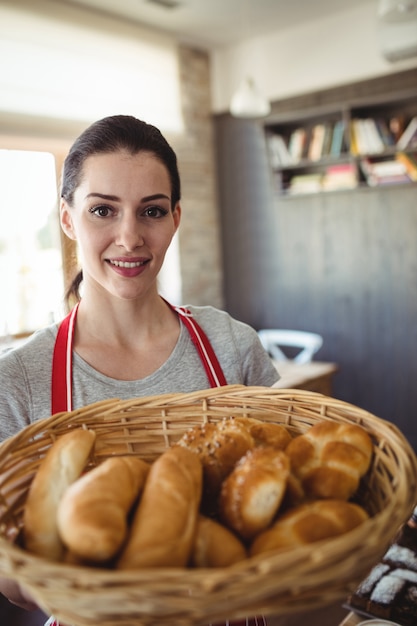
[57,456,150,562]
[23,428,96,560]
[117,445,202,569]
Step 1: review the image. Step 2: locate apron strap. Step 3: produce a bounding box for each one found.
[51,302,79,414]
[169,303,228,388]
[51,300,227,414]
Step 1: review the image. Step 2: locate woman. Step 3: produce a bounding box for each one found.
[0,115,278,623]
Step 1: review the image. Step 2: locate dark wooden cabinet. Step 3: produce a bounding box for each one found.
[214,68,417,451]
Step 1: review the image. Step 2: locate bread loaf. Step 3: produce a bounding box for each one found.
[176,419,255,499]
[250,499,369,556]
[24,428,96,560]
[191,515,247,568]
[57,456,150,562]
[117,445,202,569]
[285,421,373,501]
[234,417,292,450]
[219,446,290,541]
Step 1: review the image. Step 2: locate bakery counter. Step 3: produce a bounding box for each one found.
[338,508,417,626]
[272,361,338,396]
[338,613,362,626]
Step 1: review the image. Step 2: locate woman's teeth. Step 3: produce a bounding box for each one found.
[110,260,145,268]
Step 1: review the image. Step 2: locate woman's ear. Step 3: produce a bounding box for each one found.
[173,202,181,232]
[60,199,77,240]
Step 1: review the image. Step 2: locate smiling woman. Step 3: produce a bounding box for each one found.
[0,149,64,343]
[0,115,280,626]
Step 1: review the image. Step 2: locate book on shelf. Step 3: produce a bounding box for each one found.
[288,128,307,163]
[321,162,358,190]
[396,151,417,182]
[350,118,385,155]
[287,173,323,194]
[397,116,417,150]
[359,157,411,186]
[375,118,396,148]
[288,163,358,194]
[389,114,407,142]
[266,133,293,167]
[308,123,326,161]
[365,118,386,153]
[321,122,334,158]
[330,119,345,157]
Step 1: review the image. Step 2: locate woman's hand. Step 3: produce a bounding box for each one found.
[0,576,39,611]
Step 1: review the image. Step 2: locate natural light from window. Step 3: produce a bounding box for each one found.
[0,150,64,340]
[0,5,184,134]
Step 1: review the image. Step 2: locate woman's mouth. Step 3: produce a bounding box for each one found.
[106,258,150,277]
[108,259,147,268]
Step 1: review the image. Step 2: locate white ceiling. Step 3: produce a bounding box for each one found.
[60,0,370,49]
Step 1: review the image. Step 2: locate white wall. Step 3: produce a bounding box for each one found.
[211,0,417,114]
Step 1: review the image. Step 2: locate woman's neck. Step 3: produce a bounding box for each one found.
[76,289,170,341]
[71,292,181,379]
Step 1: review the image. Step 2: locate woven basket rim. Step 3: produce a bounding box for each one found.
[0,385,416,625]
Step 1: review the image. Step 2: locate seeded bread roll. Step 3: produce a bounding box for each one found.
[250,499,369,556]
[117,445,202,569]
[57,456,150,563]
[176,419,255,498]
[24,428,96,560]
[285,421,373,501]
[219,446,290,541]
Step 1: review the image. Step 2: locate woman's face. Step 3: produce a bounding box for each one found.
[61,149,181,302]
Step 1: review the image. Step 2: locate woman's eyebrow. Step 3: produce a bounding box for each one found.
[141,193,171,202]
[85,192,120,201]
[85,192,170,202]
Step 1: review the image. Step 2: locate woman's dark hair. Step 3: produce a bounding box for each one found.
[61,115,181,307]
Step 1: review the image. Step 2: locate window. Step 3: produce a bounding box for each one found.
[0,149,64,340]
[0,4,183,133]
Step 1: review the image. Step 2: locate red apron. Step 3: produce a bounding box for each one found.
[49,301,266,626]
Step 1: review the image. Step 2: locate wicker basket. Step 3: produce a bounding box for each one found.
[0,385,416,626]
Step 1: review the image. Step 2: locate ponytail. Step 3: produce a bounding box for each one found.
[64,270,83,310]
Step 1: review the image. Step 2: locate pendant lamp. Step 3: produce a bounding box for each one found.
[230,76,271,119]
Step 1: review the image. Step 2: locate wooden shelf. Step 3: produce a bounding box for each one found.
[265,91,417,196]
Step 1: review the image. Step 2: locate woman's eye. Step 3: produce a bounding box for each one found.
[144,205,169,218]
[90,205,113,217]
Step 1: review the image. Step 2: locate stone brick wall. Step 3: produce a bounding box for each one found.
[168,45,224,309]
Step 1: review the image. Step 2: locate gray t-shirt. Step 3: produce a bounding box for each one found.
[0,305,278,441]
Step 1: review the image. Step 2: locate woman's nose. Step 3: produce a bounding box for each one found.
[115,214,144,250]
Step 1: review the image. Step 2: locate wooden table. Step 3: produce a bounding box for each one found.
[338,612,363,626]
[272,360,338,396]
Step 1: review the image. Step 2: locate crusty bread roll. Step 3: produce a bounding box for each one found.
[285,421,373,501]
[176,419,255,498]
[24,428,96,560]
[117,445,202,569]
[57,456,150,562]
[250,499,369,556]
[234,417,292,450]
[219,446,290,541]
[191,515,247,568]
